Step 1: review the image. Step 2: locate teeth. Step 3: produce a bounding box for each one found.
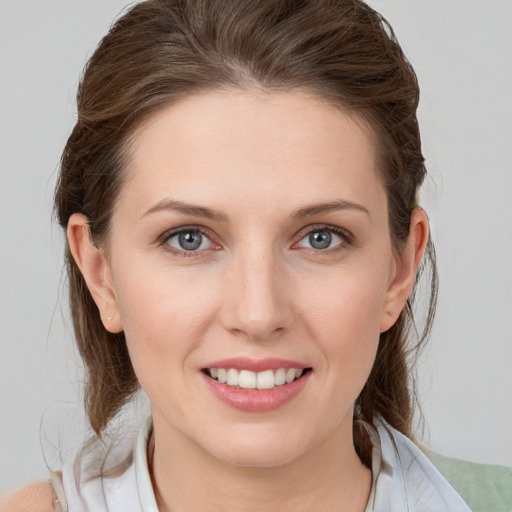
[227,369,239,386]
[256,370,274,390]
[285,368,296,383]
[239,370,256,389]
[217,368,227,383]
[275,368,286,386]
[207,367,306,389]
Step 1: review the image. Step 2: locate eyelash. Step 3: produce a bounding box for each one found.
[157,224,354,257]
[157,226,219,258]
[293,224,354,253]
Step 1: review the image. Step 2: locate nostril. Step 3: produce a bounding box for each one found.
[229,326,287,343]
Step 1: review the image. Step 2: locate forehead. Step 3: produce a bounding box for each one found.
[121,90,384,216]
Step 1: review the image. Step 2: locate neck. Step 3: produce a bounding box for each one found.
[149,417,371,512]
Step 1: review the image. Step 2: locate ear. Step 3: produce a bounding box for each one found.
[379,208,429,333]
[67,213,123,333]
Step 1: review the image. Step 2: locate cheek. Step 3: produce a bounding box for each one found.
[299,265,389,338]
[112,262,222,374]
[295,262,389,380]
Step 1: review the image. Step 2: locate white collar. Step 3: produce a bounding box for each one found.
[366,418,471,511]
[134,417,471,512]
[135,417,159,512]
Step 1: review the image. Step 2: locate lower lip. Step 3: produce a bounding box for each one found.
[201,371,311,412]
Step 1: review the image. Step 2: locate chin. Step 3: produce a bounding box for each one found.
[215,444,304,469]
[202,427,314,469]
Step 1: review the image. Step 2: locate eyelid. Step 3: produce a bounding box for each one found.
[156,223,353,256]
[292,224,354,250]
[157,225,221,254]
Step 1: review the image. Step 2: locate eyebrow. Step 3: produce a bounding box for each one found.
[140,199,227,221]
[292,199,370,219]
[140,198,369,222]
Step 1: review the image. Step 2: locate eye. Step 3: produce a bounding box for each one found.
[165,228,215,252]
[296,227,346,251]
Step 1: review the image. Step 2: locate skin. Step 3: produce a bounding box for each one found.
[0,481,54,511]
[15,90,427,512]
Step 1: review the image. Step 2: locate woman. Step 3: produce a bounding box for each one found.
[2,0,510,511]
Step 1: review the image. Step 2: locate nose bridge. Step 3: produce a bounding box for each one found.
[223,240,290,341]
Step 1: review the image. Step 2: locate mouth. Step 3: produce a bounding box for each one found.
[202,367,312,390]
[201,358,312,412]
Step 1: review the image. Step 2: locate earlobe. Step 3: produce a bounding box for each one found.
[67,213,123,333]
[379,208,429,333]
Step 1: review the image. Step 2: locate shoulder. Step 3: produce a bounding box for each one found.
[0,481,55,512]
[375,419,511,511]
[422,448,512,512]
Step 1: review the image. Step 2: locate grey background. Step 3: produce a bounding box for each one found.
[1,0,511,493]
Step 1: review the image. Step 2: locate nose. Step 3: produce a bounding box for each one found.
[220,246,292,342]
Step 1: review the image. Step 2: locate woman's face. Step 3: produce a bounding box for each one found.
[102,90,402,466]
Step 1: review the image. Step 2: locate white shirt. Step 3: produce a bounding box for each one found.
[55,418,472,512]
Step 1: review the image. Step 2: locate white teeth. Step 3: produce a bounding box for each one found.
[275,368,286,386]
[256,370,275,390]
[239,370,256,389]
[207,367,306,389]
[285,368,296,383]
[227,368,239,386]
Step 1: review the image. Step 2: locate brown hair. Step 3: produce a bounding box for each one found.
[55,0,437,465]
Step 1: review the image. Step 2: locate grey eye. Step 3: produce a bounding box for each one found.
[308,230,333,249]
[167,229,211,251]
[296,228,344,250]
[179,231,202,250]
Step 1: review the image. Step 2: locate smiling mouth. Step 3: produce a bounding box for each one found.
[203,367,312,390]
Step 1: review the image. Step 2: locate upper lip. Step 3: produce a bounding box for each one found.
[203,357,310,372]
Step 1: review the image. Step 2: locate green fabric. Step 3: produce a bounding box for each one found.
[422,448,512,512]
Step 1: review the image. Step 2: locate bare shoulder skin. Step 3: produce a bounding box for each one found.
[0,481,55,512]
